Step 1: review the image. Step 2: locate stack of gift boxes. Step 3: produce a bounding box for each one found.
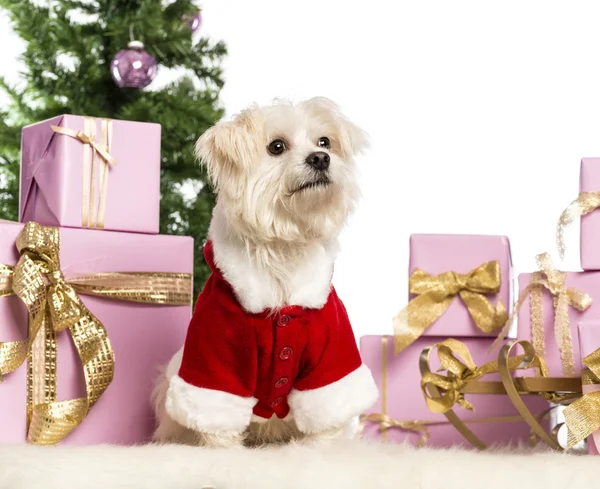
[1,115,194,445]
[359,158,600,453]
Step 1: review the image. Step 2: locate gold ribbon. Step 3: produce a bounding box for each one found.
[51,117,116,229]
[564,348,600,449]
[420,339,547,414]
[0,222,193,445]
[491,253,592,377]
[360,412,536,448]
[359,413,432,447]
[420,338,566,450]
[393,261,508,354]
[557,191,600,260]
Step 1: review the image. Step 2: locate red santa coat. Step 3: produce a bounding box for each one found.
[166,241,378,435]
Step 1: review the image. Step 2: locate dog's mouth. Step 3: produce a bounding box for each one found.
[291,178,332,195]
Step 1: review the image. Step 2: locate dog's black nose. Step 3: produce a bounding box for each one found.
[305,151,330,171]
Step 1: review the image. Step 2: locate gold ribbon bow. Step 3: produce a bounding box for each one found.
[393,261,508,354]
[51,117,116,229]
[0,222,193,445]
[557,191,600,260]
[564,348,600,449]
[359,413,432,447]
[420,339,567,450]
[491,253,592,377]
[419,338,547,414]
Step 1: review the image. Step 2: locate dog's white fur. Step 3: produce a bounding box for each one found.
[1,441,590,489]
[153,97,375,447]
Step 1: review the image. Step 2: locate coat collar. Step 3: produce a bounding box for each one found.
[203,240,324,318]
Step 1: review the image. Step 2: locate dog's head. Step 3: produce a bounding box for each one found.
[196,97,367,243]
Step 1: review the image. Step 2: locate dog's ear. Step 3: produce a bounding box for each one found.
[303,97,369,158]
[195,109,263,190]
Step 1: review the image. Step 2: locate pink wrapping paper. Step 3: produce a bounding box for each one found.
[360,335,549,448]
[20,114,161,234]
[516,272,600,377]
[0,220,193,445]
[577,321,600,454]
[580,158,600,270]
[409,234,514,338]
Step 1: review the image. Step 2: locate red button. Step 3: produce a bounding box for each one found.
[271,397,283,407]
[275,377,288,388]
[279,347,293,360]
[278,315,291,327]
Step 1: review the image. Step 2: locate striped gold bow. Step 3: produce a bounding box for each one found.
[564,348,600,449]
[393,261,508,354]
[0,222,192,445]
[491,253,592,377]
[51,117,116,229]
[557,191,600,260]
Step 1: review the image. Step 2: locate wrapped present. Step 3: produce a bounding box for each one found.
[0,220,193,445]
[20,115,161,234]
[578,158,600,270]
[392,234,513,353]
[563,321,600,453]
[515,257,595,378]
[360,335,549,448]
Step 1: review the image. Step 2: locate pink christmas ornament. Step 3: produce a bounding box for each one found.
[110,41,158,89]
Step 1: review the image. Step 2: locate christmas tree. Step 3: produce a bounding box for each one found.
[0,0,226,295]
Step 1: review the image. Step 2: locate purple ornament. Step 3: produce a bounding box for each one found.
[188,11,202,36]
[111,41,158,89]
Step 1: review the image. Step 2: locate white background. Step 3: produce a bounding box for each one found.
[2,1,600,340]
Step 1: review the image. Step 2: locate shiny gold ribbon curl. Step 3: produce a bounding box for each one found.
[420,338,547,415]
[491,253,591,378]
[564,348,600,449]
[0,222,193,445]
[557,191,600,260]
[51,118,116,229]
[393,261,508,354]
[420,339,567,450]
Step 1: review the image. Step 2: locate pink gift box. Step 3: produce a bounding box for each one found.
[516,272,600,378]
[360,335,549,448]
[409,234,514,338]
[577,321,600,454]
[0,220,193,445]
[580,158,600,270]
[20,114,161,234]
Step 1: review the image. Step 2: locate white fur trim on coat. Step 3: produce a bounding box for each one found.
[288,364,378,434]
[165,375,257,434]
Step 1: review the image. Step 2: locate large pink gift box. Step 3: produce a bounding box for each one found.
[408,234,514,338]
[0,220,193,445]
[20,114,161,234]
[516,272,600,378]
[360,335,548,448]
[577,321,600,454]
[580,158,600,270]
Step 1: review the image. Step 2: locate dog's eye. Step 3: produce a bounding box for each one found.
[317,137,330,149]
[268,139,286,156]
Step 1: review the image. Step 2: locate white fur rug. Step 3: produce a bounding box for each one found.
[0,441,595,489]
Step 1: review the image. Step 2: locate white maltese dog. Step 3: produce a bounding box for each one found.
[153,97,378,448]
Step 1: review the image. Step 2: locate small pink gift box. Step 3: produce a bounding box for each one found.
[20,114,161,234]
[0,220,192,445]
[407,234,513,338]
[360,335,549,448]
[516,272,600,378]
[577,321,600,454]
[580,158,600,270]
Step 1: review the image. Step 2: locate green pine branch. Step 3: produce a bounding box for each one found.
[0,0,225,295]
